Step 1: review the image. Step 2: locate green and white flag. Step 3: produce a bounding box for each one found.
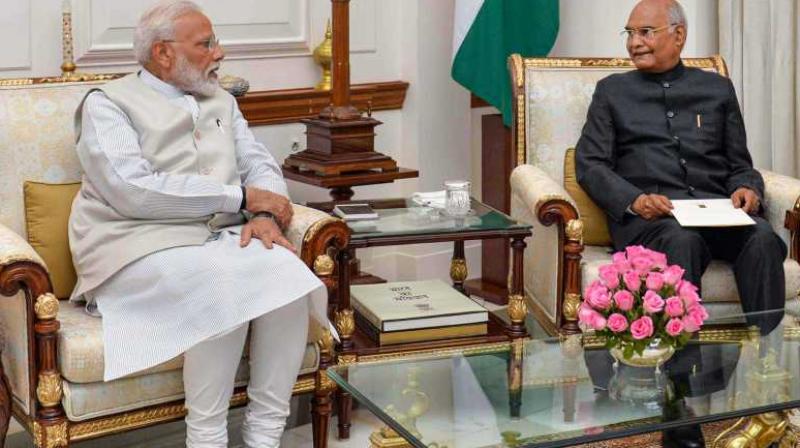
[452,0,559,126]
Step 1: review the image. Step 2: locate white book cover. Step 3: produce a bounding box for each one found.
[351,279,488,332]
[670,199,756,227]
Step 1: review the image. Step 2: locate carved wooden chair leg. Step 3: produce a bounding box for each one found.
[312,386,333,448]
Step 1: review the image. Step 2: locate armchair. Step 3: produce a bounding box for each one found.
[0,76,348,447]
[507,55,800,336]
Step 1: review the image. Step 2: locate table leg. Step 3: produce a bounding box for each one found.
[506,237,527,338]
[508,339,523,419]
[336,388,353,440]
[451,241,468,294]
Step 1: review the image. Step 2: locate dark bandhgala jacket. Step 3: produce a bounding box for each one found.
[575,60,763,249]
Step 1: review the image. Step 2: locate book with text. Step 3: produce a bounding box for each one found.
[351,279,488,332]
[354,313,487,345]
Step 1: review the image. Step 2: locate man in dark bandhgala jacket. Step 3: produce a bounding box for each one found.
[576,1,787,446]
[576,0,785,332]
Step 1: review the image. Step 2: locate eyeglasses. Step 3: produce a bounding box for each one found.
[621,23,678,41]
[162,35,220,51]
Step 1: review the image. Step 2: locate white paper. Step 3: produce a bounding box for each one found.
[670,199,756,227]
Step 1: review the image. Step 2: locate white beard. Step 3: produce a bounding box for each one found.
[172,54,219,97]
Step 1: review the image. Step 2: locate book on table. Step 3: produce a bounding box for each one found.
[350,279,489,345]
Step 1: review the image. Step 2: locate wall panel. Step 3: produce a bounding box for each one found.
[0,0,32,71]
[73,0,310,66]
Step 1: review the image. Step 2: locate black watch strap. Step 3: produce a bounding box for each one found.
[240,186,247,210]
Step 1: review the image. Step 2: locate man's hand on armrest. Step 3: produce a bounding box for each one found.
[245,187,293,229]
[631,194,673,221]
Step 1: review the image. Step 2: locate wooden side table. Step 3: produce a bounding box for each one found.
[321,198,533,440]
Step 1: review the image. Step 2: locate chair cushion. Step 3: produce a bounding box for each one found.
[563,148,612,246]
[58,301,319,384]
[63,361,252,422]
[23,181,81,298]
[581,245,800,304]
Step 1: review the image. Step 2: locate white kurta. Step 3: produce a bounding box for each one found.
[78,70,328,381]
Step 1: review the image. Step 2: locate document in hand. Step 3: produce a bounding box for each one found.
[670,199,756,227]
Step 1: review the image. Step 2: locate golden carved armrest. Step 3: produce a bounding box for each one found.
[286,204,349,285]
[0,223,64,431]
[510,165,583,335]
[510,164,580,224]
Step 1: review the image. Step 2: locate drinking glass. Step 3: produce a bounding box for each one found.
[444,180,471,217]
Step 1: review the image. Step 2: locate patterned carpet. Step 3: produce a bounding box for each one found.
[572,419,750,448]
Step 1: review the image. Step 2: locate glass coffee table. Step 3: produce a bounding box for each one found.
[328,309,800,447]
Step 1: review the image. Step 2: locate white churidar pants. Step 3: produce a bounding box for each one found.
[183,296,309,448]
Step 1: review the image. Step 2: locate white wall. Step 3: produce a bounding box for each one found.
[550,0,719,57]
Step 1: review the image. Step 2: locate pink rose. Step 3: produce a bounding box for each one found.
[630,316,654,340]
[678,280,701,308]
[578,305,607,331]
[682,305,708,332]
[664,296,685,317]
[623,271,641,291]
[649,251,668,270]
[598,265,620,289]
[646,272,665,291]
[613,290,634,311]
[662,265,685,286]
[625,245,648,259]
[643,290,665,314]
[583,280,605,300]
[630,255,654,275]
[586,287,612,311]
[607,313,629,333]
[612,251,631,272]
[665,317,685,336]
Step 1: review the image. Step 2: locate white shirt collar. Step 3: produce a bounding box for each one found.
[139,68,186,99]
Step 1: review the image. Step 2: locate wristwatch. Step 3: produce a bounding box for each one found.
[252,211,275,221]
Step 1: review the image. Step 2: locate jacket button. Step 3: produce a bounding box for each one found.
[680,158,687,165]
[663,82,671,88]
[667,111,675,118]
[688,186,695,192]
[673,135,680,141]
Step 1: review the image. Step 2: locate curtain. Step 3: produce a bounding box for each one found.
[719,0,800,176]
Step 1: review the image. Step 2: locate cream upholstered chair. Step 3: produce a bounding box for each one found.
[0,76,348,448]
[507,55,800,336]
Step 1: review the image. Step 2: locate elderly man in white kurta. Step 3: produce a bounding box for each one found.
[67,2,330,447]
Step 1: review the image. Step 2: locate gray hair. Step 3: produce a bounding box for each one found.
[133,1,203,65]
[668,0,688,28]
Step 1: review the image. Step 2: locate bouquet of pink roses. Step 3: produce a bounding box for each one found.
[578,246,709,359]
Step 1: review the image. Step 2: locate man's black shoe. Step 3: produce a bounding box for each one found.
[662,423,705,448]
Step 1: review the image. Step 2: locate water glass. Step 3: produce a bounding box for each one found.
[444,180,471,217]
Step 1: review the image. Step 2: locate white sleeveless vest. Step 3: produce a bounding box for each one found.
[69,73,241,299]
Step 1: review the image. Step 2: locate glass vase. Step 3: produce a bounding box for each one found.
[608,340,675,410]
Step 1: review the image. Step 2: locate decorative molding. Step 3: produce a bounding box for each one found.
[72,0,312,66]
[36,372,63,408]
[313,254,335,276]
[34,293,59,320]
[0,74,408,125]
[237,80,409,125]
